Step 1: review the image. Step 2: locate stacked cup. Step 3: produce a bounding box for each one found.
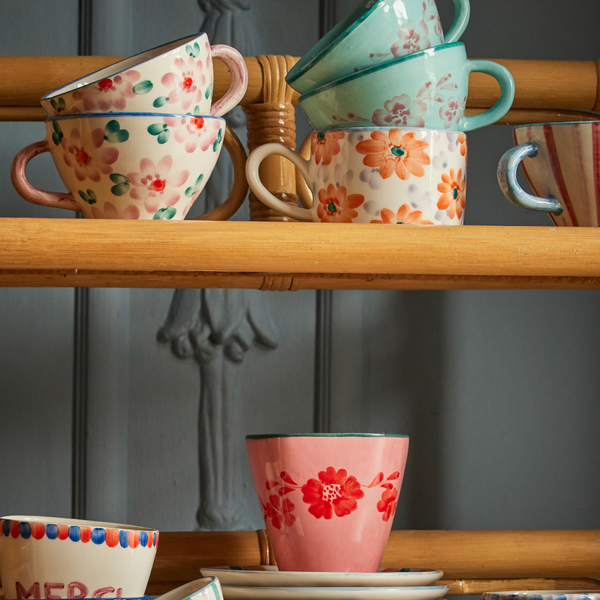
[11,33,248,220]
[246,0,516,225]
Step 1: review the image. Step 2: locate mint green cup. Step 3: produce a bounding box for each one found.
[298,42,515,133]
[286,0,471,95]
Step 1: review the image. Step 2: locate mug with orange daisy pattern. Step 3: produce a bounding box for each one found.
[246,127,468,224]
[246,433,409,572]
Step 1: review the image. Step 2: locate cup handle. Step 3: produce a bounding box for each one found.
[10,140,83,213]
[246,143,315,221]
[209,45,249,118]
[444,0,471,43]
[497,143,564,215]
[192,125,249,221]
[460,60,515,131]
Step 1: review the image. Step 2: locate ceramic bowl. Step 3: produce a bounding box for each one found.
[41,33,248,119]
[246,433,409,573]
[286,0,470,95]
[246,127,468,224]
[0,516,158,599]
[11,113,232,220]
[155,578,223,600]
[298,42,514,133]
[482,592,600,600]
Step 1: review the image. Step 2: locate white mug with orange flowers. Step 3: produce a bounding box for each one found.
[246,127,467,225]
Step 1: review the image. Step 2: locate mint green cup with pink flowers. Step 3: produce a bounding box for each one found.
[11,113,246,220]
[40,33,248,119]
[286,0,470,94]
[299,42,515,133]
[246,433,409,572]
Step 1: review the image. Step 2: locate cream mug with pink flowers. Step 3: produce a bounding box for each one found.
[11,113,247,220]
[246,433,409,572]
[41,33,248,118]
[247,127,468,225]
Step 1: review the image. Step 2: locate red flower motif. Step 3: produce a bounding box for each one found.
[377,486,398,522]
[260,495,296,530]
[301,467,365,519]
[316,184,364,223]
[312,131,344,166]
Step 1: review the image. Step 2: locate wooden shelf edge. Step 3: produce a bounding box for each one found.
[1,220,600,289]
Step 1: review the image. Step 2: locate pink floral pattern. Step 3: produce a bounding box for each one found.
[391,19,431,57]
[440,96,466,129]
[372,94,428,128]
[127,155,190,214]
[161,56,207,112]
[163,116,222,153]
[72,70,142,112]
[422,0,444,40]
[62,127,119,182]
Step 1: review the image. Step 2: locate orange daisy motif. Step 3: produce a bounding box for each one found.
[437,168,466,220]
[355,129,430,180]
[371,205,433,225]
[312,131,345,166]
[458,133,467,161]
[316,184,364,223]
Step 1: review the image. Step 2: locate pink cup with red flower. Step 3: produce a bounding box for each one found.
[40,33,247,119]
[11,112,247,220]
[246,433,409,573]
[246,127,468,225]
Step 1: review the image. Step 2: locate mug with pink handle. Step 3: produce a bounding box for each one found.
[246,433,409,573]
[11,113,247,220]
[41,32,248,119]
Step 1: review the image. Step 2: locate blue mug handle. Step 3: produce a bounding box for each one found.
[460,60,515,131]
[445,0,471,43]
[497,143,564,214]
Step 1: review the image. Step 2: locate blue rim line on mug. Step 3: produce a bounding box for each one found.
[42,33,206,100]
[246,433,408,439]
[299,42,464,101]
[46,113,225,122]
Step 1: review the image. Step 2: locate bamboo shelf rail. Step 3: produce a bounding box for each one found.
[1,219,600,290]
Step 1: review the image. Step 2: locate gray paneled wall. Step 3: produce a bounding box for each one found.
[0,0,599,538]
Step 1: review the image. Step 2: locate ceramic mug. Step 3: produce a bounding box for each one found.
[246,433,409,572]
[286,0,471,94]
[0,516,158,599]
[497,121,600,226]
[11,113,247,221]
[298,42,515,133]
[155,578,223,600]
[247,127,468,224]
[41,33,248,119]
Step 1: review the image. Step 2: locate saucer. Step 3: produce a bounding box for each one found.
[200,566,443,588]
[221,585,449,600]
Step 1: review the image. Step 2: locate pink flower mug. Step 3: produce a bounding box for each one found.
[246,433,409,572]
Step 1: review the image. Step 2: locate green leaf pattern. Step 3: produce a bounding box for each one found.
[104,120,130,143]
[78,189,97,205]
[51,121,63,146]
[109,173,130,196]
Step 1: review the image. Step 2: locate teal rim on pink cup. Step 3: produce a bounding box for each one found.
[286,0,471,94]
[246,433,409,573]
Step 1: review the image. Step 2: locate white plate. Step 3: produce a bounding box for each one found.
[220,585,449,600]
[200,566,444,588]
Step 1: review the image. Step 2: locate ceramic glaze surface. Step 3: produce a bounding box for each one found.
[497,122,600,226]
[298,43,514,133]
[482,592,600,600]
[286,0,470,94]
[0,516,158,600]
[221,585,448,600]
[41,33,248,119]
[156,577,223,600]
[246,127,467,225]
[245,434,409,573]
[12,113,225,220]
[199,566,443,588]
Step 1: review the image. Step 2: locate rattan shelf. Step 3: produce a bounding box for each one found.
[1,219,599,290]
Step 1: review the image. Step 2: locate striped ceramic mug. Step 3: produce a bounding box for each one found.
[497,121,600,226]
